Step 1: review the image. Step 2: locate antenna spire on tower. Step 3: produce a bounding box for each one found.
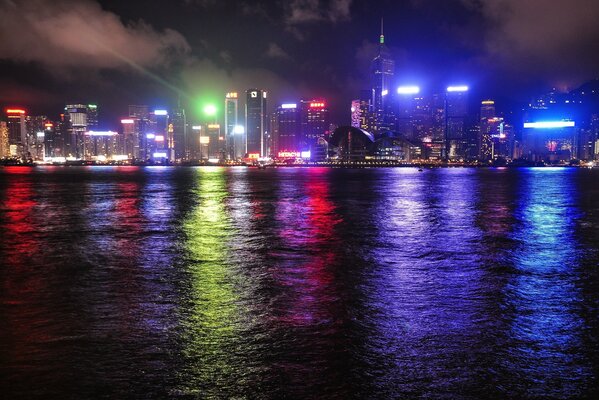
[380,17,385,44]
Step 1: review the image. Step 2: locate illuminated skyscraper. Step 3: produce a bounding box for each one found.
[350,100,361,128]
[120,118,138,159]
[65,104,89,159]
[370,19,395,133]
[53,114,69,157]
[522,120,577,163]
[5,108,27,157]
[87,104,98,129]
[171,107,187,161]
[129,105,149,119]
[84,130,119,159]
[225,92,240,159]
[245,89,267,156]
[479,100,495,161]
[41,121,57,158]
[0,121,9,158]
[147,109,171,162]
[354,90,374,132]
[396,86,421,139]
[429,93,445,160]
[592,114,599,161]
[445,86,469,160]
[300,99,330,151]
[26,115,47,161]
[274,103,300,154]
[205,123,223,159]
[128,105,150,160]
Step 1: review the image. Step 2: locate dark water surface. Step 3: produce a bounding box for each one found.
[0,166,598,399]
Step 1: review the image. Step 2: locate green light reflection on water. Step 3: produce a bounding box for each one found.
[178,167,244,397]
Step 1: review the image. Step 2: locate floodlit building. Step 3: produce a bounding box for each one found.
[245,89,267,157]
[273,103,300,155]
[300,99,330,154]
[522,120,578,163]
[5,108,27,158]
[0,121,9,158]
[225,92,241,159]
[370,20,395,133]
[171,107,187,161]
[445,86,469,160]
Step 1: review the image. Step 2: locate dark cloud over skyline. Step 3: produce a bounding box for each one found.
[1,0,598,125]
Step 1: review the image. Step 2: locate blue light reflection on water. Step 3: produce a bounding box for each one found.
[502,168,594,397]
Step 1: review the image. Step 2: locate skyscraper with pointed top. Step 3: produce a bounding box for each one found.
[370,18,395,133]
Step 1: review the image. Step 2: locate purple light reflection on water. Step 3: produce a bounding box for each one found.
[0,166,597,399]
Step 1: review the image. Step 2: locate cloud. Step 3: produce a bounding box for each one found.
[329,0,352,23]
[286,0,352,24]
[266,43,292,60]
[465,0,599,86]
[219,50,233,64]
[0,0,190,69]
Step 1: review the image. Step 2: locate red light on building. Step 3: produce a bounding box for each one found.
[6,109,26,114]
[309,102,325,108]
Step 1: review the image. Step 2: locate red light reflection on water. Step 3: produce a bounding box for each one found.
[0,168,52,368]
[1,168,39,274]
[273,169,343,326]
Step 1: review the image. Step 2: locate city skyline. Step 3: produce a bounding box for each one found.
[1,0,599,124]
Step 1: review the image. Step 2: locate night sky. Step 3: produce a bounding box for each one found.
[1,0,599,126]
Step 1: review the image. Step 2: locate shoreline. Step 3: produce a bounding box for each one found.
[0,162,593,169]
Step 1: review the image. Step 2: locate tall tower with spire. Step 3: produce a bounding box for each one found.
[370,18,395,133]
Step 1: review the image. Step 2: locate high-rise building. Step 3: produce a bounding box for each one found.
[42,120,58,158]
[5,108,27,158]
[245,89,267,156]
[479,100,496,161]
[426,94,444,160]
[445,86,469,160]
[225,92,241,159]
[592,114,599,161]
[129,105,149,119]
[300,100,329,153]
[128,105,150,160]
[370,19,395,133]
[0,121,9,158]
[171,107,187,161]
[87,104,98,129]
[64,104,89,159]
[26,115,47,161]
[205,123,224,159]
[52,115,69,158]
[350,100,361,128]
[480,99,495,120]
[522,120,577,163]
[83,104,99,160]
[189,125,202,160]
[146,109,172,162]
[396,86,421,140]
[274,103,300,155]
[120,118,138,159]
[84,131,119,160]
[356,90,374,132]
